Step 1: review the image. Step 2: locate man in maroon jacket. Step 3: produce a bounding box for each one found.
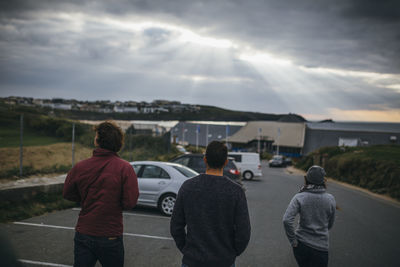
[63,121,139,267]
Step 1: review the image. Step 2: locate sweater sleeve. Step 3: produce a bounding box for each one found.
[63,167,81,202]
[121,165,139,210]
[283,195,300,247]
[328,196,336,230]
[234,189,251,256]
[170,186,187,252]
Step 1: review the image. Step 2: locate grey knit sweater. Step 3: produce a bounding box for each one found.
[170,174,251,267]
[283,187,336,251]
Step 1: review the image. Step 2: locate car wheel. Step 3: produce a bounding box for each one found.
[158,193,176,216]
[243,171,253,181]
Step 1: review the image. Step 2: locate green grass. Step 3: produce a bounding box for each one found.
[0,127,63,147]
[0,192,77,223]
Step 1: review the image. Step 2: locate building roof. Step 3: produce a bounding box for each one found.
[228,121,306,148]
[306,122,400,133]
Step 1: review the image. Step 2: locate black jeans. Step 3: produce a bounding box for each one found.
[74,232,124,267]
[293,241,328,267]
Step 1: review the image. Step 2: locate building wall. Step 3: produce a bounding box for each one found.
[302,128,399,155]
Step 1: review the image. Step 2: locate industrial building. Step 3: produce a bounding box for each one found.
[302,122,400,155]
[227,121,306,157]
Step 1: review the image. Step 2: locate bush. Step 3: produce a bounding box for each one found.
[120,134,175,162]
[22,114,95,147]
[295,155,313,171]
[296,145,400,200]
[260,152,272,160]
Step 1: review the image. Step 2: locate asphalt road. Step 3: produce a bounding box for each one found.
[1,162,400,266]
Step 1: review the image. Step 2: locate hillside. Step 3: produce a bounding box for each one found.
[1,100,306,122]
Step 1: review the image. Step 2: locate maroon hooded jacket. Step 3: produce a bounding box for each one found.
[63,148,139,237]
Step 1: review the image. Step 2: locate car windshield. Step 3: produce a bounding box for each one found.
[172,165,198,178]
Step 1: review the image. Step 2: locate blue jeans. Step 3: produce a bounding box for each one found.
[182,264,235,267]
[74,231,124,267]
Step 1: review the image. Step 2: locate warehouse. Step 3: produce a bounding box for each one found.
[227,121,306,157]
[302,122,400,155]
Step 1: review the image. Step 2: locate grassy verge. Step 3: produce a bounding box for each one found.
[0,143,92,179]
[0,192,77,223]
[296,145,400,200]
[0,127,63,147]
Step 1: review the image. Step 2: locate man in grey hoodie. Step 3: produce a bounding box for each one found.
[283,165,336,267]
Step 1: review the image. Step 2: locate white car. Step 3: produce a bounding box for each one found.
[130,161,198,216]
[228,152,262,180]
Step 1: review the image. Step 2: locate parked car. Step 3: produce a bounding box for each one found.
[176,145,188,154]
[170,154,241,184]
[284,157,292,166]
[269,155,286,167]
[130,161,198,216]
[228,152,262,180]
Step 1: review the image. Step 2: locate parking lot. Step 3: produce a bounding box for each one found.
[2,163,400,266]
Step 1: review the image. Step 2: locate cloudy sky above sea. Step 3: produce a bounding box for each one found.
[0,0,399,122]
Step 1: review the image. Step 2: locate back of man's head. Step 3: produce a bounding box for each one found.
[205,141,227,169]
[94,121,124,152]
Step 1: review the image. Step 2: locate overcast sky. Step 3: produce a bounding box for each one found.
[0,0,399,122]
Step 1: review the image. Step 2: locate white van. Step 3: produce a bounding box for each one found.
[228,152,262,180]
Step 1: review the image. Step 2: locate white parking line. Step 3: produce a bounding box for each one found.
[71,208,169,219]
[13,222,173,241]
[14,222,73,230]
[123,232,173,240]
[19,259,72,267]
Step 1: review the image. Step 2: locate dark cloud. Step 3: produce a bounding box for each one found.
[1,0,399,73]
[0,0,399,121]
[341,0,400,22]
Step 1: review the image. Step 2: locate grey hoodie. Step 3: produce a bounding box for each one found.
[283,187,336,251]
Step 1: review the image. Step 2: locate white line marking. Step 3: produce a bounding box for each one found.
[13,222,173,241]
[72,208,169,219]
[19,259,72,267]
[124,212,170,219]
[14,222,74,230]
[123,232,173,240]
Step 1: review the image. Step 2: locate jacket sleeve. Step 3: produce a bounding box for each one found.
[234,189,251,256]
[283,195,300,247]
[121,164,139,210]
[63,167,81,202]
[328,196,336,230]
[170,186,186,252]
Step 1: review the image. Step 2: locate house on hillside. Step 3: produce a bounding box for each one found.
[228,121,306,157]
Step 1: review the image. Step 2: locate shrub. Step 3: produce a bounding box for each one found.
[298,145,400,200]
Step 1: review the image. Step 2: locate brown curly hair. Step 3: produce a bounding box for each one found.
[94,121,124,152]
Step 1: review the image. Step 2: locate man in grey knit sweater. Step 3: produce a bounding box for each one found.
[170,141,251,267]
[283,165,336,267]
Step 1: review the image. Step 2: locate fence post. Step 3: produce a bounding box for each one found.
[19,114,23,177]
[129,127,133,162]
[72,123,75,167]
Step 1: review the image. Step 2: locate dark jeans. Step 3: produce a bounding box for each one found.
[293,241,328,267]
[182,263,235,267]
[74,231,124,267]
